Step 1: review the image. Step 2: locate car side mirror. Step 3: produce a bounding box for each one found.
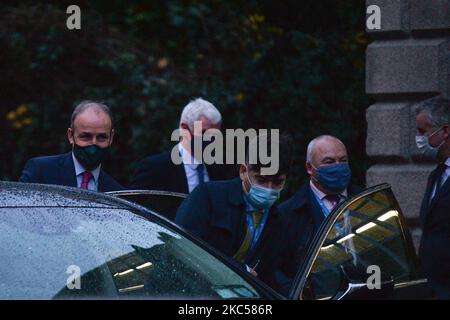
[334,265,394,300]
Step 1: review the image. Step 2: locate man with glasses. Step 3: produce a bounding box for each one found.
[19,100,123,192]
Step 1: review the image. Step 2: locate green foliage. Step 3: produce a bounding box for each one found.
[0,0,370,197]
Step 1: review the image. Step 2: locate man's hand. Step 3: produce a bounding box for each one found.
[245,262,259,276]
[249,268,258,277]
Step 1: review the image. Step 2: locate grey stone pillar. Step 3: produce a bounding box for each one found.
[365,0,450,251]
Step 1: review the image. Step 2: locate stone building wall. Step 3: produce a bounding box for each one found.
[365,0,449,250]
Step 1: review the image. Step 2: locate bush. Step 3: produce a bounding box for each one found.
[0,0,370,197]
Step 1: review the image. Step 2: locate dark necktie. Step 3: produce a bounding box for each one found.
[433,163,447,198]
[325,194,341,209]
[196,164,205,185]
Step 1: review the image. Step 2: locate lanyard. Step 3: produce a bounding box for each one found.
[246,209,269,250]
[312,191,332,217]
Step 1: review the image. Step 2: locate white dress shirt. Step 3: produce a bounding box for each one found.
[72,153,101,191]
[310,180,348,215]
[431,157,450,199]
[178,144,209,193]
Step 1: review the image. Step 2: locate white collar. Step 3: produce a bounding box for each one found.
[309,179,348,200]
[445,158,450,167]
[72,152,101,182]
[178,143,202,166]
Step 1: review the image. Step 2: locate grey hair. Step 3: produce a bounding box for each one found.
[179,98,222,130]
[306,135,346,163]
[415,96,450,128]
[70,100,114,128]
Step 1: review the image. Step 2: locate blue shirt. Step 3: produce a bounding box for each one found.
[72,153,100,191]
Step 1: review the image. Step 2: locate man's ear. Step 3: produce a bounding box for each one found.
[109,129,115,146]
[239,164,251,193]
[443,125,450,138]
[239,164,247,181]
[305,161,313,176]
[67,128,74,145]
[180,123,190,132]
[180,123,191,140]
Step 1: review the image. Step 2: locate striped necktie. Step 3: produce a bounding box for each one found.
[432,163,447,199]
[80,171,93,190]
[325,194,341,209]
[196,164,205,185]
[233,210,264,263]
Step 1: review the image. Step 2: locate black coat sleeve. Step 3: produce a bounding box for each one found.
[19,158,40,183]
[175,183,212,240]
[128,157,160,190]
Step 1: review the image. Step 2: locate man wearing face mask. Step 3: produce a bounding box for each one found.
[415,96,450,299]
[175,134,293,276]
[129,98,234,200]
[19,101,123,192]
[266,135,362,296]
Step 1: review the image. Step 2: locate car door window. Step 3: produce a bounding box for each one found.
[107,191,187,221]
[296,185,418,300]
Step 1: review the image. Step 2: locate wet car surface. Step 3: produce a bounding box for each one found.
[0,182,280,300]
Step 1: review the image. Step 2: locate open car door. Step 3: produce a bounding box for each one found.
[289,183,435,300]
[106,190,187,221]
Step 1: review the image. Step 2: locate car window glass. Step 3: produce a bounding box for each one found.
[0,206,260,299]
[302,188,416,300]
[111,193,186,220]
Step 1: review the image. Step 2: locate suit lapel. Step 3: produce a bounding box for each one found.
[308,186,326,229]
[223,179,246,254]
[429,175,450,208]
[167,150,189,194]
[174,163,189,194]
[60,152,77,188]
[421,165,446,225]
[206,163,221,181]
[98,171,107,192]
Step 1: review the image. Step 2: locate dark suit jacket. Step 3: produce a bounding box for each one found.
[175,178,281,275]
[265,181,362,296]
[129,150,235,194]
[19,152,123,192]
[419,162,450,299]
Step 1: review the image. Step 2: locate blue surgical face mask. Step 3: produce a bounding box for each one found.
[312,163,352,193]
[415,127,445,160]
[244,169,282,210]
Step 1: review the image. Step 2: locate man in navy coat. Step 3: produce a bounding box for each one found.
[175,134,293,278]
[415,96,450,299]
[267,135,362,296]
[19,101,123,192]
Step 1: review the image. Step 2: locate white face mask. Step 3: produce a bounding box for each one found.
[415,127,445,160]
